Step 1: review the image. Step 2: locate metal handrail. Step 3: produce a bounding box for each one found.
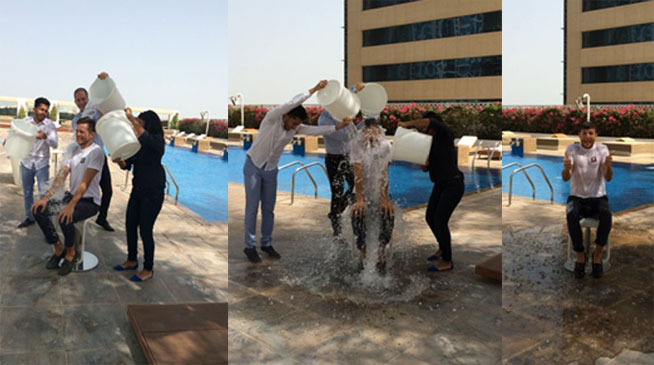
[502,162,536,200]
[290,162,329,205]
[280,161,318,200]
[121,163,179,205]
[472,141,502,169]
[162,164,179,205]
[508,163,554,207]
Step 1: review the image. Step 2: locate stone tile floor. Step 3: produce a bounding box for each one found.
[502,195,653,364]
[228,182,502,364]
[0,130,227,364]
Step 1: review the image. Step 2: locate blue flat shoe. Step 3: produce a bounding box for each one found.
[428,262,454,272]
[130,273,153,282]
[113,263,138,271]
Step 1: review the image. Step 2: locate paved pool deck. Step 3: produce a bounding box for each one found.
[228,181,502,364]
[502,194,654,364]
[0,130,227,363]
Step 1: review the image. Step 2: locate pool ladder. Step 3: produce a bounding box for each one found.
[122,163,179,205]
[279,161,329,205]
[503,162,553,207]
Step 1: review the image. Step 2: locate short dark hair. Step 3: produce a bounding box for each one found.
[34,97,50,109]
[364,118,380,127]
[77,117,96,133]
[74,88,88,97]
[285,105,307,121]
[423,111,443,124]
[580,121,596,131]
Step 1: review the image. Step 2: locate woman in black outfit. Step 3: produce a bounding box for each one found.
[399,112,464,272]
[113,107,166,282]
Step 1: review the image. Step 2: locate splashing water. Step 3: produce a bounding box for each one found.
[281,124,431,303]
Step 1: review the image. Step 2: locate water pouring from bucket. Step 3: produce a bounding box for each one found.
[358,83,388,119]
[317,80,361,121]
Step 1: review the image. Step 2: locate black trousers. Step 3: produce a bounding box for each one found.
[325,154,354,235]
[126,188,164,271]
[34,192,100,247]
[426,177,465,262]
[98,157,113,221]
[351,209,395,251]
[566,195,612,252]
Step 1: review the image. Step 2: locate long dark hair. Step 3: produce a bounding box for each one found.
[138,110,163,136]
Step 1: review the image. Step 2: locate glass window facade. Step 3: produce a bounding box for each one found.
[582,63,654,83]
[363,11,501,47]
[582,0,651,12]
[363,0,419,10]
[362,56,502,82]
[583,23,654,48]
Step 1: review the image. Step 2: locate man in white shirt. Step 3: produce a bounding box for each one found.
[31,118,104,276]
[243,80,352,263]
[72,78,114,232]
[350,118,394,273]
[16,97,59,228]
[562,121,613,279]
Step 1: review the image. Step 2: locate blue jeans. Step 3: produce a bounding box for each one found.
[243,156,278,248]
[21,163,50,221]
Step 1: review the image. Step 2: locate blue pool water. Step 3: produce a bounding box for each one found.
[502,153,654,212]
[160,145,228,221]
[228,147,501,208]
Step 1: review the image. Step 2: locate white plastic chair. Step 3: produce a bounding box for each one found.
[73,214,100,272]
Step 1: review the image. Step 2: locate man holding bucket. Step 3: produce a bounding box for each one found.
[318,82,366,238]
[16,97,59,228]
[242,80,352,263]
[71,72,114,232]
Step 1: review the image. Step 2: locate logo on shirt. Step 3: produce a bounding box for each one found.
[80,157,86,164]
[590,156,597,163]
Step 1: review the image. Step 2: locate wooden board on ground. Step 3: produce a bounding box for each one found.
[475,254,502,282]
[128,303,228,364]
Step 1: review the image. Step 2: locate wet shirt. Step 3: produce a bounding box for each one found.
[247,91,336,171]
[124,131,166,192]
[427,119,463,183]
[350,130,392,201]
[566,142,610,198]
[20,117,58,170]
[65,142,104,205]
[72,108,104,149]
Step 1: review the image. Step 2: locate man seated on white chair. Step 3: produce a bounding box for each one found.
[31,117,104,276]
[562,121,612,279]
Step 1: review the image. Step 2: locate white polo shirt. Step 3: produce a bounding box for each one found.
[65,142,105,205]
[566,142,610,198]
[20,117,59,170]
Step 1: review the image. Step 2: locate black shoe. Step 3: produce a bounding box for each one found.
[17,218,35,228]
[592,262,603,278]
[261,246,281,259]
[376,261,387,275]
[244,247,262,263]
[96,219,115,232]
[46,251,65,270]
[58,252,79,276]
[574,261,586,279]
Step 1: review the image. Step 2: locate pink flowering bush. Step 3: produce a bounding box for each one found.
[178,118,228,138]
[502,105,654,138]
[228,103,502,139]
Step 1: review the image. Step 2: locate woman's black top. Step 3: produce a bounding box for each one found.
[427,118,463,183]
[124,131,166,192]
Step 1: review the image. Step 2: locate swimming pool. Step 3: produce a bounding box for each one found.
[502,153,654,212]
[228,146,501,208]
[160,145,228,221]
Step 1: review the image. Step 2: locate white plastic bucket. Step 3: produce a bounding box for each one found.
[358,83,388,118]
[88,76,126,114]
[391,127,432,165]
[4,119,38,160]
[317,80,361,121]
[96,110,141,160]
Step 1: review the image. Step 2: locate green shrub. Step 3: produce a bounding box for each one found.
[17,105,26,119]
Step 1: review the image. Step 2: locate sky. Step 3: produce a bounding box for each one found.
[228,0,344,105]
[502,0,565,106]
[0,0,228,119]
